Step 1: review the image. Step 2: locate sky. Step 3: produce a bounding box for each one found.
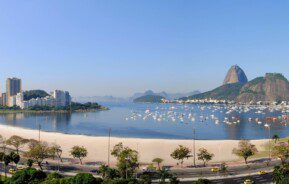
[1,1,289,97]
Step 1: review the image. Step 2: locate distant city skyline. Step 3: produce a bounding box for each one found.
[1,1,289,97]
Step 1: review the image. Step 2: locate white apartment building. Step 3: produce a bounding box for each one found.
[16,90,71,109]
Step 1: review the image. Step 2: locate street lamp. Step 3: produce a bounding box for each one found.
[107,128,111,167]
[125,157,130,179]
[193,128,196,167]
[264,123,271,159]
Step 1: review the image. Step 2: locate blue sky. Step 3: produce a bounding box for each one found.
[1,1,289,97]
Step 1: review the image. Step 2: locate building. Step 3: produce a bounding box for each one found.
[52,90,71,107]
[17,90,71,109]
[0,93,7,106]
[6,78,22,107]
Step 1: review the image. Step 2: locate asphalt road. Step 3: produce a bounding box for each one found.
[181,173,273,184]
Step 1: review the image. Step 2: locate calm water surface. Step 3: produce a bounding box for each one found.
[0,103,288,140]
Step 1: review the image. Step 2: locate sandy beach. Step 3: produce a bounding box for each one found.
[0,124,268,165]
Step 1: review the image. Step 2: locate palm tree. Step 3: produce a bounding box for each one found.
[158,168,171,183]
[272,134,280,144]
[152,158,163,170]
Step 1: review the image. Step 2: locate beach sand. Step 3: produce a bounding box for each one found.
[0,124,268,165]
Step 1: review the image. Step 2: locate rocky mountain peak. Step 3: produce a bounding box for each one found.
[223,65,248,85]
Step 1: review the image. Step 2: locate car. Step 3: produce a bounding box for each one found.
[9,168,16,174]
[17,165,26,170]
[258,171,267,175]
[244,179,254,184]
[211,168,220,172]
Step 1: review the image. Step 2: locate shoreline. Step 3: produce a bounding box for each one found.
[0,124,270,165]
[0,108,109,114]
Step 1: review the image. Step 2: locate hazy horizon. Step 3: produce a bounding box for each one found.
[1,1,289,97]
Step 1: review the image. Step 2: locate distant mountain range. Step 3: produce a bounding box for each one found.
[72,96,128,103]
[73,90,201,103]
[133,95,165,103]
[131,90,201,101]
[182,65,289,104]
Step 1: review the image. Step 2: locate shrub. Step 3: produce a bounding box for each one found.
[193,179,211,184]
[9,168,47,183]
[71,173,102,184]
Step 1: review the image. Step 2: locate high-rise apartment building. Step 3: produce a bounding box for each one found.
[0,93,6,106]
[6,78,22,107]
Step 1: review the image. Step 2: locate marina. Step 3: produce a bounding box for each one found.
[1,102,289,140]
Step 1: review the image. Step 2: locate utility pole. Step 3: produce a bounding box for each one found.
[193,128,196,167]
[108,128,111,166]
[38,124,41,142]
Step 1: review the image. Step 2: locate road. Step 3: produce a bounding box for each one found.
[180,173,273,184]
[0,157,279,183]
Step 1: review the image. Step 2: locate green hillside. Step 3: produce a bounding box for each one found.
[133,95,165,103]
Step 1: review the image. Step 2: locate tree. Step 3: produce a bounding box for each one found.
[232,140,258,165]
[193,179,212,184]
[111,142,139,178]
[9,168,47,183]
[272,142,289,165]
[197,148,214,167]
[70,146,88,165]
[10,152,20,168]
[139,174,152,184]
[6,135,29,154]
[152,158,163,170]
[170,145,191,167]
[272,134,280,144]
[98,165,120,180]
[0,136,7,154]
[50,143,63,162]
[27,159,34,168]
[0,152,6,176]
[273,166,286,184]
[219,162,228,176]
[3,154,11,177]
[0,135,5,152]
[98,165,109,179]
[24,141,52,170]
[157,167,172,184]
[71,173,102,184]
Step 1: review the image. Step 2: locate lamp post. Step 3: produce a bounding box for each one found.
[108,128,111,167]
[125,157,130,179]
[264,123,271,159]
[193,128,196,167]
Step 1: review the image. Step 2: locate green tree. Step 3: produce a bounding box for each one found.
[70,146,88,165]
[0,152,6,177]
[273,166,285,184]
[197,148,214,167]
[0,135,5,152]
[27,159,34,168]
[24,141,52,170]
[72,173,102,184]
[9,168,47,183]
[169,174,180,184]
[219,162,228,176]
[0,136,7,154]
[111,142,139,179]
[272,142,289,165]
[193,179,212,184]
[272,134,280,144]
[50,143,63,162]
[170,145,191,167]
[139,174,152,184]
[10,152,20,168]
[6,135,29,154]
[232,140,258,165]
[157,168,171,184]
[152,158,163,170]
[3,154,11,177]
